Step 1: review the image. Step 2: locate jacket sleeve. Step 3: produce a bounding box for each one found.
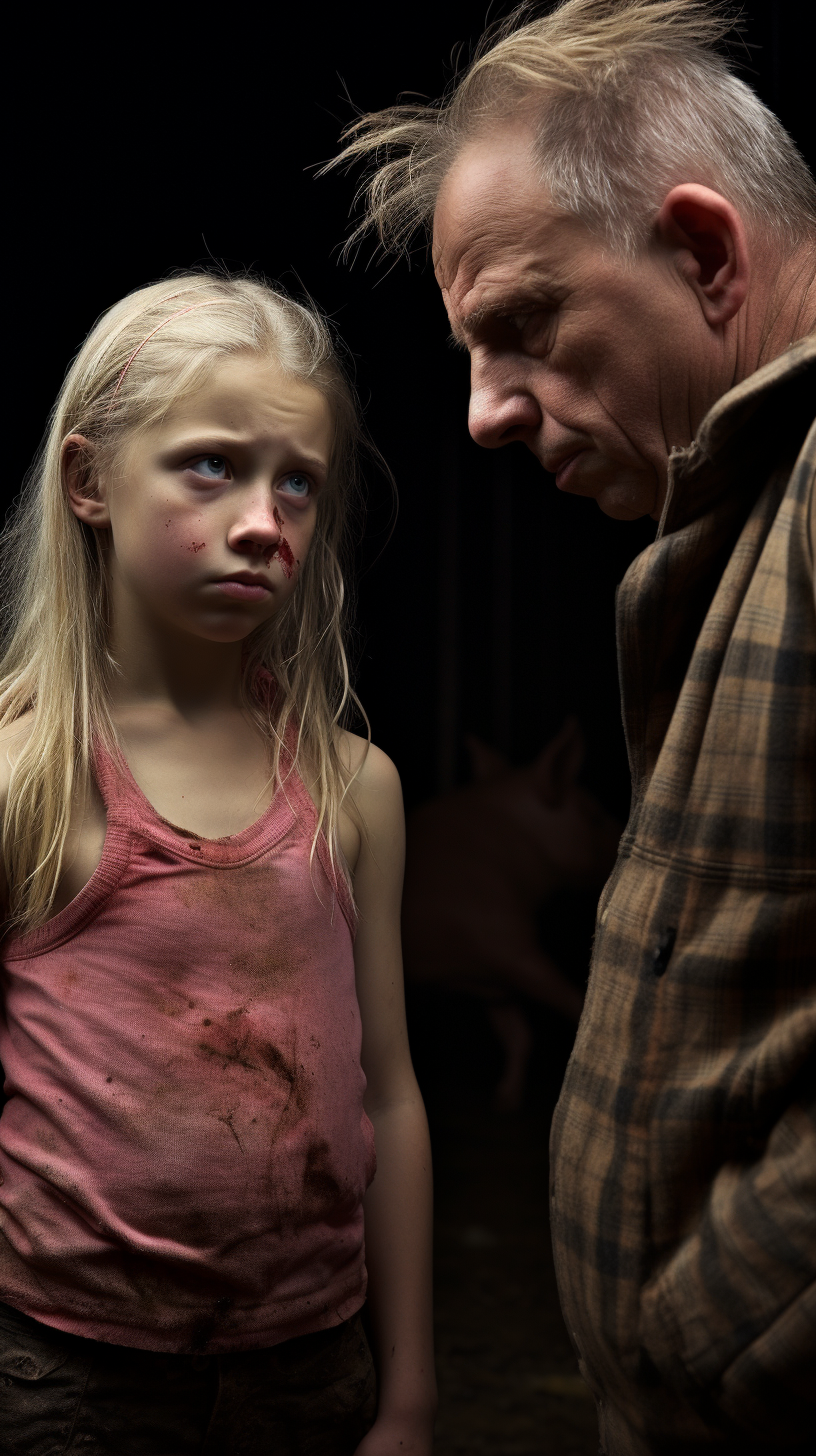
[640,1073,816,1441]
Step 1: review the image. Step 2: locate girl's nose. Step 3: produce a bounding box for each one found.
[226,492,282,556]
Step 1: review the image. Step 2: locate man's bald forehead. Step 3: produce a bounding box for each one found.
[432,123,543,281]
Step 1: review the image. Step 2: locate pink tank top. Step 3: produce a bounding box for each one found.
[0,741,375,1353]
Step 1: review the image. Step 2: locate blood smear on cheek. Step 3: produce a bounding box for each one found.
[187,542,206,553]
[268,506,296,579]
[273,538,296,579]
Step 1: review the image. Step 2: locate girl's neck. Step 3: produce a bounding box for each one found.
[109,617,246,720]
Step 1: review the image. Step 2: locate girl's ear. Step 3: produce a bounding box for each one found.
[63,434,111,528]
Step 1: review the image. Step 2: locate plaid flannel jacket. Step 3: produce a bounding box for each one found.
[550,335,816,1456]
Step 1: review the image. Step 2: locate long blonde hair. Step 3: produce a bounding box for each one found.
[329,0,816,261]
[1,272,369,932]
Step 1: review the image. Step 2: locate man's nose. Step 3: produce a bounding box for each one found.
[227,489,282,555]
[468,354,542,449]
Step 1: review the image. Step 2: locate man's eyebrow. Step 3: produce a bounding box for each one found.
[451,291,557,346]
[446,306,490,352]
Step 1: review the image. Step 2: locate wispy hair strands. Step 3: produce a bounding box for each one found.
[327,0,816,261]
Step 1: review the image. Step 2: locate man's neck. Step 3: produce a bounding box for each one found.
[755,241,816,371]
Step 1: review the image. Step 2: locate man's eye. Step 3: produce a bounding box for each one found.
[279,473,312,498]
[192,456,228,479]
[506,310,552,352]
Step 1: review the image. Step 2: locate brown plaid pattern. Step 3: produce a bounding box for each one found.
[550,336,816,1455]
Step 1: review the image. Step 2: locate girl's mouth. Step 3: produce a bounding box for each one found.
[214,576,273,601]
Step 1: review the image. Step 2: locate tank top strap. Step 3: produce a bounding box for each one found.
[91,737,136,820]
[273,720,357,937]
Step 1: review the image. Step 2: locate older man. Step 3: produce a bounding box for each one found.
[334,1,816,1451]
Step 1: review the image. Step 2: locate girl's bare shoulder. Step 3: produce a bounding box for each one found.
[337,729,403,825]
[0,712,35,808]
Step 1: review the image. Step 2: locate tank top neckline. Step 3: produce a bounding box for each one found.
[94,736,306,868]
[4,730,355,962]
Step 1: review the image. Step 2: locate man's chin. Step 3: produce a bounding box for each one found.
[596,492,653,521]
[571,465,660,521]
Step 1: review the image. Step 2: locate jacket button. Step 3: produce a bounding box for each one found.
[652,926,677,976]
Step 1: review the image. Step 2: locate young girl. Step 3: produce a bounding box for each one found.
[0,274,435,1454]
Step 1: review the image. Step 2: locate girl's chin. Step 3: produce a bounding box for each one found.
[174,610,279,646]
[197,623,274,644]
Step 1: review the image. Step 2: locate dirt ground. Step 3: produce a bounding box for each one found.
[410,993,600,1456]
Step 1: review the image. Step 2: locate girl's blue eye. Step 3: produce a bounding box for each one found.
[280,473,311,498]
[193,456,228,479]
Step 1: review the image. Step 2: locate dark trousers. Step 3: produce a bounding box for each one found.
[0,1301,377,1456]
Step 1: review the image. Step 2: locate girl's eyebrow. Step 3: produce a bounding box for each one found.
[165,435,330,474]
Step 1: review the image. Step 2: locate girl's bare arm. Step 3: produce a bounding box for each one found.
[348,742,436,1453]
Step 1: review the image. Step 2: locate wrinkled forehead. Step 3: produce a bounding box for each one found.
[116,352,336,469]
[169,353,333,435]
[431,126,591,331]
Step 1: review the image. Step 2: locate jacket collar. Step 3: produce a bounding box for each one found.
[658,333,816,538]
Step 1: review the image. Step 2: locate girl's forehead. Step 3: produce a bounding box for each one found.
[158,353,334,450]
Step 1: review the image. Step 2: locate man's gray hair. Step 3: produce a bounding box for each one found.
[331,0,816,260]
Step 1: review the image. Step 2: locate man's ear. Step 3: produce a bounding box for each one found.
[655,183,750,327]
[62,435,111,528]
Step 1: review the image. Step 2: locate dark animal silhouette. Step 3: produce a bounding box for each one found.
[402,719,622,1108]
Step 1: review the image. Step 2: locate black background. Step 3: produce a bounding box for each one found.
[9,1,814,816]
